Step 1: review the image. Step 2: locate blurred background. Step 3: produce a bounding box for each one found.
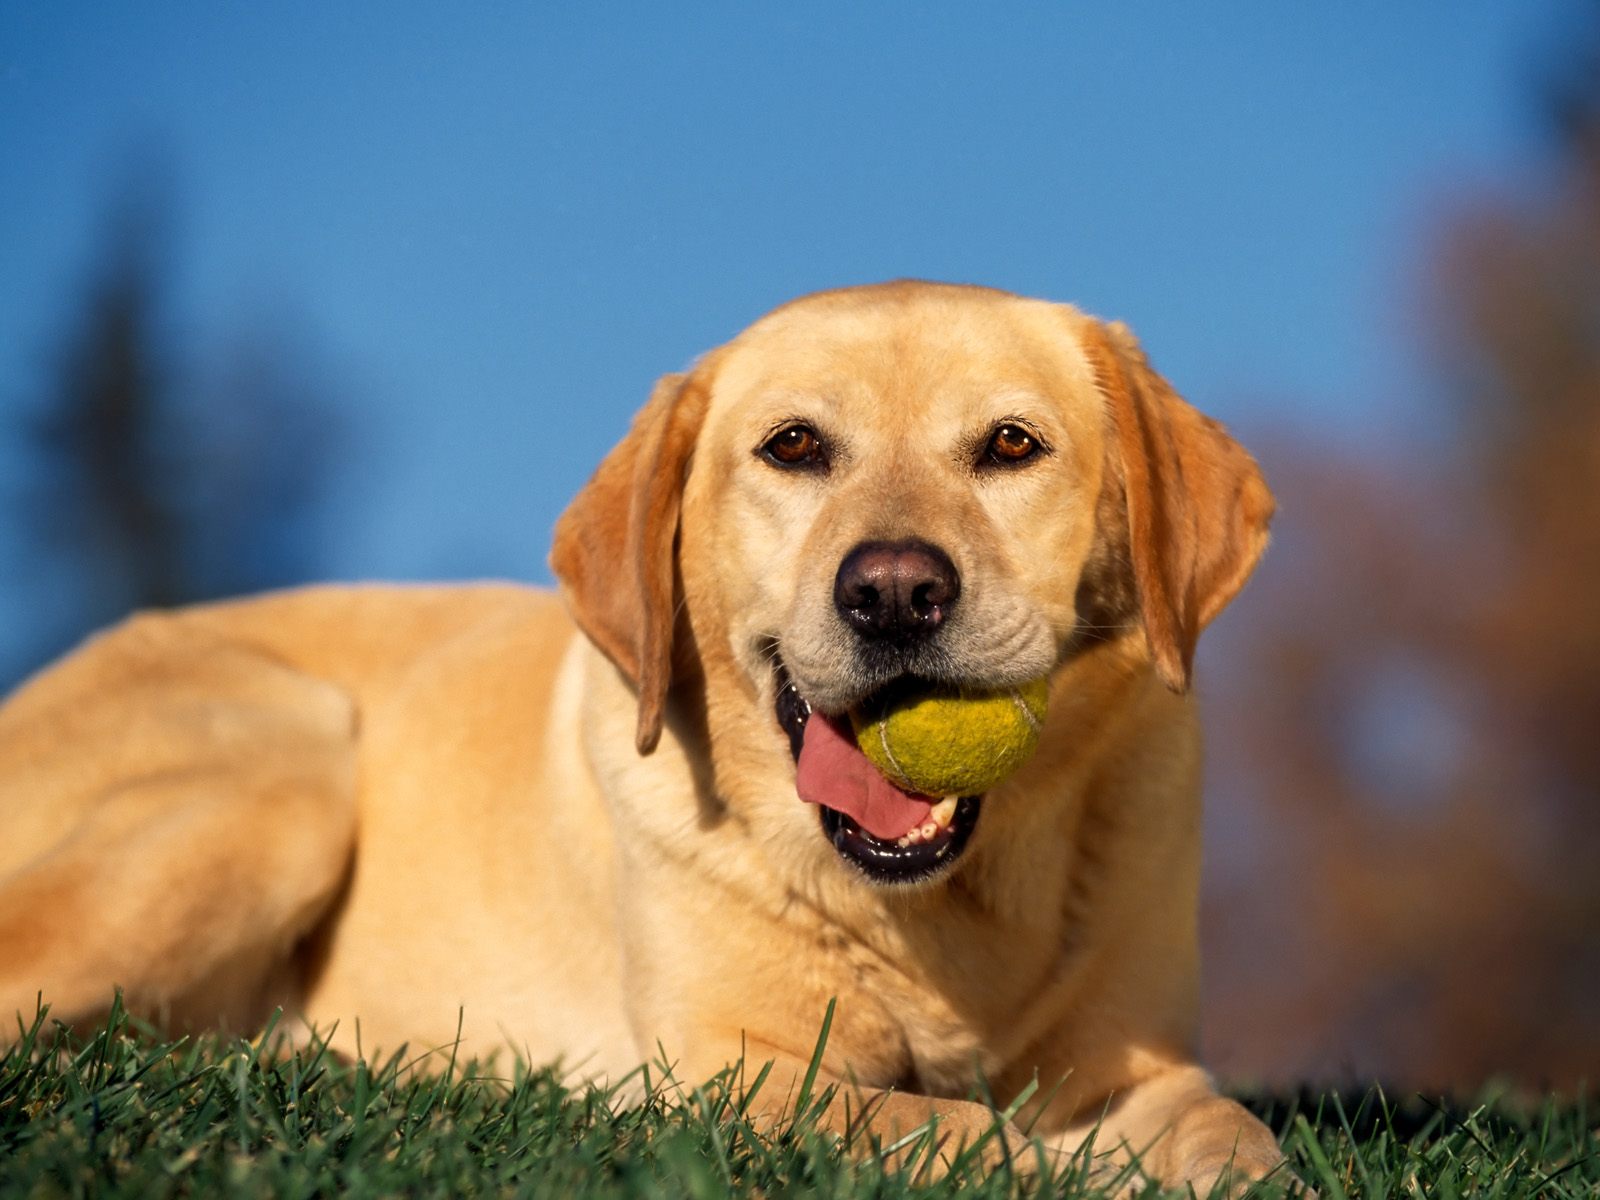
[2,3,1596,1093]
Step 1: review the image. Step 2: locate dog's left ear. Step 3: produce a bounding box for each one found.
[1081,320,1275,693]
[550,366,712,754]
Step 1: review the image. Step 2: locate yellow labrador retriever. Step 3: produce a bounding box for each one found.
[0,282,1288,1191]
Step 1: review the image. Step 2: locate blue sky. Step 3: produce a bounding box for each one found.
[0,2,1572,668]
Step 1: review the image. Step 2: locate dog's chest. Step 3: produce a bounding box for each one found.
[827,928,1003,1095]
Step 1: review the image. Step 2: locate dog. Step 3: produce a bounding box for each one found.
[0,281,1290,1192]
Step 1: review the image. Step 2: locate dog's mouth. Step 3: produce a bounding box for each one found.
[774,664,981,885]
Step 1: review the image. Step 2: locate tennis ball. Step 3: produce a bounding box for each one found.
[849,677,1049,797]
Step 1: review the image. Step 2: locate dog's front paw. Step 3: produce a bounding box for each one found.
[1172,1143,1313,1199]
[852,1097,1036,1181]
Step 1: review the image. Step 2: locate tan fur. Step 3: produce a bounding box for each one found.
[0,282,1292,1193]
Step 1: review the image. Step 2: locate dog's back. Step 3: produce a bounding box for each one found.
[0,583,633,1070]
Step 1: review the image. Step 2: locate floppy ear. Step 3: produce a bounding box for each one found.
[1080,320,1275,692]
[550,368,711,754]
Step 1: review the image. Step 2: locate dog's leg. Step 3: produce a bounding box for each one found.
[824,1080,1038,1176]
[0,612,358,1039]
[1051,1064,1295,1195]
[675,1038,1035,1177]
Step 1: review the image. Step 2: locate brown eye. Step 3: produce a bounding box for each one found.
[761,424,826,468]
[984,424,1039,465]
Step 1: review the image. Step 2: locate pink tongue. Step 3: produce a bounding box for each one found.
[796,713,933,841]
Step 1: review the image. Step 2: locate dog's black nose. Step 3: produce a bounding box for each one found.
[834,540,960,641]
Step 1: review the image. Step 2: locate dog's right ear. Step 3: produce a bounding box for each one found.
[550,367,711,755]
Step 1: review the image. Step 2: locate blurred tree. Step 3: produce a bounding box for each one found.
[1200,13,1600,1091]
[177,312,347,602]
[13,169,341,686]
[29,181,186,619]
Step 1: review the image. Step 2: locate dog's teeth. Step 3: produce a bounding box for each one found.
[893,801,961,851]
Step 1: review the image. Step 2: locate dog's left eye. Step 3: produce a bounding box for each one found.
[760,424,828,469]
[982,424,1041,466]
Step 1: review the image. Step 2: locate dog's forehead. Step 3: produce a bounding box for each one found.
[704,284,1101,426]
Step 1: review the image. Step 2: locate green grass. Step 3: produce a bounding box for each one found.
[1,1001,1593,1198]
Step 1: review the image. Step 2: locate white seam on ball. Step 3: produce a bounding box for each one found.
[876,721,912,788]
[1010,688,1042,733]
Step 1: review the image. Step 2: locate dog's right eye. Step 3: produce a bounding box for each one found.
[760,424,827,469]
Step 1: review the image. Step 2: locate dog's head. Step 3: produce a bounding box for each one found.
[551,282,1272,886]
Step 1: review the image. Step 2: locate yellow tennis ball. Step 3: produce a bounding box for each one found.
[849,677,1049,797]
